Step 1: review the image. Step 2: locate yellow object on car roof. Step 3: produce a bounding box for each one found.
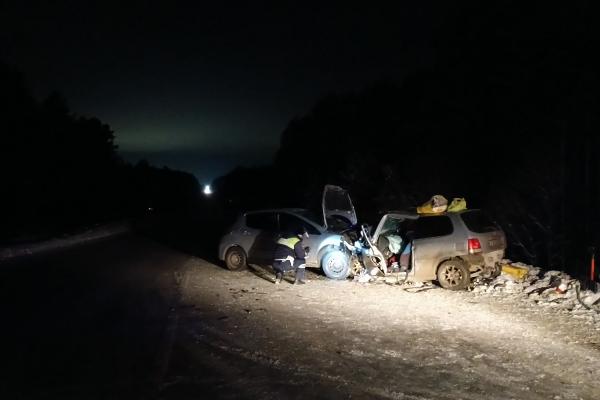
[447,198,467,212]
[417,195,448,214]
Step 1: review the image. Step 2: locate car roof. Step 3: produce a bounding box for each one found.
[381,209,419,218]
[382,208,481,218]
[242,208,326,230]
[244,208,308,215]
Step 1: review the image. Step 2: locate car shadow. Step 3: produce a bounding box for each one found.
[247,263,276,283]
[247,263,302,285]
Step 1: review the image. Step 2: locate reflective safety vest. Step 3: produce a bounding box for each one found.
[277,236,300,249]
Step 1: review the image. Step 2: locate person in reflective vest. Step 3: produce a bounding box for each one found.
[272,229,308,284]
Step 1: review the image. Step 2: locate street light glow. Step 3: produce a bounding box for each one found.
[203,184,213,196]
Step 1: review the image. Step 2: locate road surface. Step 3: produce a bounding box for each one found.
[1,234,599,399]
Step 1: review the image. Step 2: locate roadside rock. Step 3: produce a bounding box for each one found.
[472,261,599,315]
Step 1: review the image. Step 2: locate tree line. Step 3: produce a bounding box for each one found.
[213,2,599,275]
[0,62,199,243]
[3,2,597,276]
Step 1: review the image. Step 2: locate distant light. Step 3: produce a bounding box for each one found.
[203,184,213,196]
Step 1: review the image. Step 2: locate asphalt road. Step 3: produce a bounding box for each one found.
[2,233,599,400]
[0,234,185,399]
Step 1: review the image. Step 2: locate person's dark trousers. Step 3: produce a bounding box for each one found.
[273,260,293,283]
[293,259,306,283]
[272,260,284,282]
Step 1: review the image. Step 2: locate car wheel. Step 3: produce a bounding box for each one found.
[225,246,247,271]
[350,257,363,277]
[321,250,350,280]
[437,259,470,290]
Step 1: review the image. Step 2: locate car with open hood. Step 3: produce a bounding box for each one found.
[217,185,359,279]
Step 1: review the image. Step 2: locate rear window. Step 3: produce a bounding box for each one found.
[245,212,278,231]
[413,216,453,238]
[460,211,499,233]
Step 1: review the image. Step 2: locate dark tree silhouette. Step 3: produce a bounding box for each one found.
[0,62,199,242]
[215,2,599,276]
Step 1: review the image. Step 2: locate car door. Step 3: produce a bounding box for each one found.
[278,212,322,267]
[411,215,454,281]
[371,213,416,249]
[245,212,279,264]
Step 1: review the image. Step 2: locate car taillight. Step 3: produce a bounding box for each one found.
[468,238,482,253]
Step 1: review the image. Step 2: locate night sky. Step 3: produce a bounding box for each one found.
[2,1,443,184]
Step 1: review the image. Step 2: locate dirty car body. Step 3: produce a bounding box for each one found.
[348,209,506,290]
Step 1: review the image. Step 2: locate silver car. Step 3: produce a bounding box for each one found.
[350,209,506,290]
[218,185,358,279]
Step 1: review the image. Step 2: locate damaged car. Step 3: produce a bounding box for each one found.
[218,185,358,277]
[307,187,506,290]
[219,185,506,290]
[345,210,507,290]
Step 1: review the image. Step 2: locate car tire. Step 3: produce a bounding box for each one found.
[350,257,363,277]
[491,262,502,278]
[225,246,247,271]
[437,259,470,290]
[321,250,350,280]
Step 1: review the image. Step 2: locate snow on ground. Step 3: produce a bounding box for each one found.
[165,258,600,400]
[0,221,131,262]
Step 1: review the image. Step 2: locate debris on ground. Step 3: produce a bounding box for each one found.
[472,260,600,313]
[350,258,599,314]
[353,268,373,283]
[399,281,436,293]
[353,269,438,292]
[500,262,530,281]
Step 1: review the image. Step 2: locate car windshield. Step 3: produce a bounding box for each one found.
[380,216,403,236]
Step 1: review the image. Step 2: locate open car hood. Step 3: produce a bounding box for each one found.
[322,185,358,230]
